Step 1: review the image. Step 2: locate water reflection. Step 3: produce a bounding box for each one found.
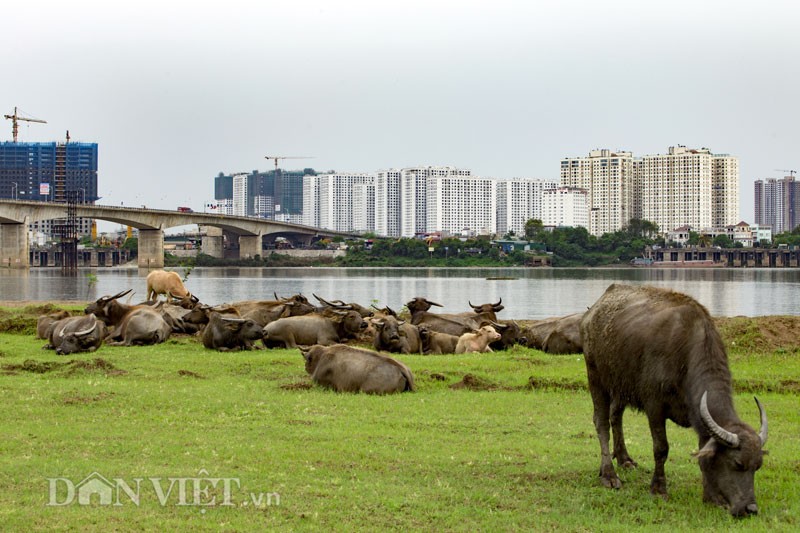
[1,267,799,319]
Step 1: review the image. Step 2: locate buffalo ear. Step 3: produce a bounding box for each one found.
[694,439,718,459]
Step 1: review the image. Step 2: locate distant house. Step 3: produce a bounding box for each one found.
[493,240,547,254]
[727,221,753,247]
[667,225,693,245]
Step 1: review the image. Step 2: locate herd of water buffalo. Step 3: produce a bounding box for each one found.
[33,270,769,517]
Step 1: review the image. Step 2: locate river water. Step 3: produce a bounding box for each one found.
[2,267,799,319]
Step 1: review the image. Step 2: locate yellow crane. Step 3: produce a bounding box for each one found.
[264,155,313,172]
[4,107,47,142]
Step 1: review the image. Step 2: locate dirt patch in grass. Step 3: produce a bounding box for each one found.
[526,376,586,392]
[1,357,125,377]
[714,316,800,353]
[450,373,499,391]
[177,369,204,378]
[61,391,115,405]
[280,382,313,390]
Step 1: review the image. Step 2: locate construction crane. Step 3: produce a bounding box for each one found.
[4,107,47,142]
[774,169,797,177]
[264,155,313,173]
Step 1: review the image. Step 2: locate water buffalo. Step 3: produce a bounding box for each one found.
[86,290,172,346]
[232,295,316,327]
[372,315,422,354]
[314,294,374,318]
[406,297,504,336]
[455,325,501,353]
[524,313,584,354]
[262,310,367,349]
[418,326,459,355]
[300,344,416,394]
[36,309,71,339]
[146,270,195,303]
[46,314,105,355]
[202,312,264,351]
[580,284,767,517]
[488,320,528,351]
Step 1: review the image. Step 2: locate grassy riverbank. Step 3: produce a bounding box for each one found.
[0,309,799,531]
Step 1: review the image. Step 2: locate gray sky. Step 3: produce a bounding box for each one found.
[4,0,799,232]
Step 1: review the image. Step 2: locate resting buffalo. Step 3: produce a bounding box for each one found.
[406,297,504,336]
[580,284,767,517]
[372,315,422,354]
[488,321,528,351]
[524,313,583,354]
[233,295,317,327]
[262,310,367,349]
[300,344,415,394]
[314,294,374,318]
[86,290,172,346]
[146,270,195,303]
[455,325,501,353]
[46,314,105,355]
[202,312,264,351]
[36,309,71,339]
[418,326,459,355]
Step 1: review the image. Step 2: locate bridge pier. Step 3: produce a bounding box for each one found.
[0,222,29,269]
[239,232,264,259]
[201,226,224,259]
[138,228,164,269]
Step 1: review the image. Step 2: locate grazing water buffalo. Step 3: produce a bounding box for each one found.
[47,314,105,355]
[262,310,367,349]
[300,344,416,394]
[146,270,195,303]
[580,284,767,517]
[372,315,422,354]
[202,312,264,351]
[36,309,71,339]
[455,325,501,353]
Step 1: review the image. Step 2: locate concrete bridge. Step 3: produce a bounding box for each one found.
[0,199,356,269]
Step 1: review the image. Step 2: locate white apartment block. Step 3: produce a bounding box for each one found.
[712,155,740,228]
[561,149,633,237]
[232,174,248,217]
[563,146,739,237]
[302,174,320,228]
[310,172,375,233]
[352,183,375,233]
[375,169,402,238]
[253,195,274,219]
[426,174,497,236]
[542,187,589,229]
[216,198,234,216]
[496,178,558,236]
[400,166,471,237]
[635,146,714,232]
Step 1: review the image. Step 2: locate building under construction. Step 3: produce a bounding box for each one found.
[0,140,98,235]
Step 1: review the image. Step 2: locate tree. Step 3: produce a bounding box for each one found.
[713,234,734,248]
[524,219,545,241]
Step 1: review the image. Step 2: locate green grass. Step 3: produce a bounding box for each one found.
[0,332,798,532]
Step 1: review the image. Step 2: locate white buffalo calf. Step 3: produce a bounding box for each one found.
[455,325,501,354]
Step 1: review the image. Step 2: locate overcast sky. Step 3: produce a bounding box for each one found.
[4,1,799,232]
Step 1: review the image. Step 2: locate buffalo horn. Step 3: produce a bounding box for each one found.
[699,391,740,448]
[489,321,508,331]
[72,319,98,338]
[755,396,768,445]
[469,300,479,310]
[493,298,503,307]
[424,298,443,307]
[221,317,246,323]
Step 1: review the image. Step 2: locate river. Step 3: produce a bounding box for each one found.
[2,267,800,319]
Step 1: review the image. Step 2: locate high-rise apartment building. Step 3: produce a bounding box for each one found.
[426,174,496,236]
[214,168,314,220]
[562,146,739,237]
[374,169,402,237]
[560,149,633,237]
[754,175,800,234]
[0,141,98,236]
[400,166,471,237]
[307,172,375,233]
[542,187,590,229]
[496,178,558,236]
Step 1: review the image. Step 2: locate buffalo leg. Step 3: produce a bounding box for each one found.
[647,415,669,498]
[610,400,637,468]
[589,382,621,489]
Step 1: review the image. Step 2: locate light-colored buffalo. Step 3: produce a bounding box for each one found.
[455,325,501,353]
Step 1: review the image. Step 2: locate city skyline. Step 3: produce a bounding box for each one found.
[3,1,798,233]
